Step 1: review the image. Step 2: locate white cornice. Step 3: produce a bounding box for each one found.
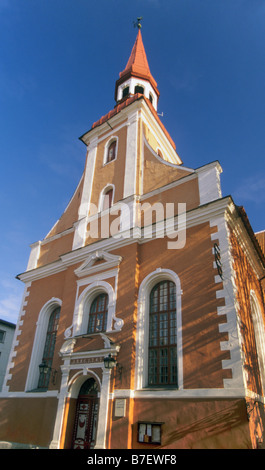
[1,387,263,402]
[195,160,223,175]
[61,347,120,362]
[18,195,264,284]
[74,250,122,278]
[133,388,246,399]
[17,197,232,283]
[17,259,66,283]
[79,99,142,146]
[0,391,59,398]
[41,227,75,245]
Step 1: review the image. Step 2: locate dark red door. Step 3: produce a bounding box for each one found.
[72,378,99,449]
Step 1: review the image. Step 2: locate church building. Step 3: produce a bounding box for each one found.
[0,27,265,449]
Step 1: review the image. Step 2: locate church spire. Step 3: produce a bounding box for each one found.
[119,29,158,90]
[115,29,160,110]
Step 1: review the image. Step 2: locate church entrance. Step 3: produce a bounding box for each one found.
[71,378,99,449]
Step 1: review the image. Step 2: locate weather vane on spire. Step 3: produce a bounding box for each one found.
[133,17,143,29]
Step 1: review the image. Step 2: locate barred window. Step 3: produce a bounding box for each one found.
[38,306,60,389]
[88,293,108,334]
[148,281,177,386]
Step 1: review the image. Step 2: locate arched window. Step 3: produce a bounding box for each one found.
[135,269,183,390]
[72,280,122,337]
[38,306,61,389]
[106,140,116,164]
[135,85,144,95]
[149,93,153,104]
[122,86,129,99]
[88,293,109,334]
[148,280,177,386]
[102,188,113,210]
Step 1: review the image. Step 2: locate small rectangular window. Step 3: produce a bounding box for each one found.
[137,422,163,445]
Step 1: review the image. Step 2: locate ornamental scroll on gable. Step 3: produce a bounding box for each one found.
[74,250,122,278]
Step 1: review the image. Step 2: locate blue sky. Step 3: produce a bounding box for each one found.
[1,0,265,324]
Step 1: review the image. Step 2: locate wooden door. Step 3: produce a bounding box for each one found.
[72,378,99,449]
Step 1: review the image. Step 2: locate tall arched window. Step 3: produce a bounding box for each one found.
[88,293,108,334]
[38,306,61,389]
[148,280,177,386]
[135,269,183,390]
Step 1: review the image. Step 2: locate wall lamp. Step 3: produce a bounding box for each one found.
[39,361,57,385]
[103,354,123,380]
[103,354,117,369]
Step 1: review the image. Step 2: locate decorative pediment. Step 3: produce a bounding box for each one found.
[75,250,122,278]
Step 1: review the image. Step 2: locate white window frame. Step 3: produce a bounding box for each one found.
[25,297,62,391]
[103,137,118,166]
[73,281,116,336]
[135,268,183,390]
[98,184,115,213]
[250,290,265,395]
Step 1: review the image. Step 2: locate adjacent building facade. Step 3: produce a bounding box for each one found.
[0,29,265,449]
[0,320,15,391]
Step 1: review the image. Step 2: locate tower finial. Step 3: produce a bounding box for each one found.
[133,16,143,29]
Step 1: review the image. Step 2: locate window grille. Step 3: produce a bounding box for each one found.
[88,293,108,334]
[148,281,177,386]
[38,306,60,389]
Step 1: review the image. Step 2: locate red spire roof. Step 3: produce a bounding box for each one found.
[120,30,157,86]
[115,30,159,100]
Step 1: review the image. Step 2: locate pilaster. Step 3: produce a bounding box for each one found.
[72,137,98,250]
[123,112,138,199]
